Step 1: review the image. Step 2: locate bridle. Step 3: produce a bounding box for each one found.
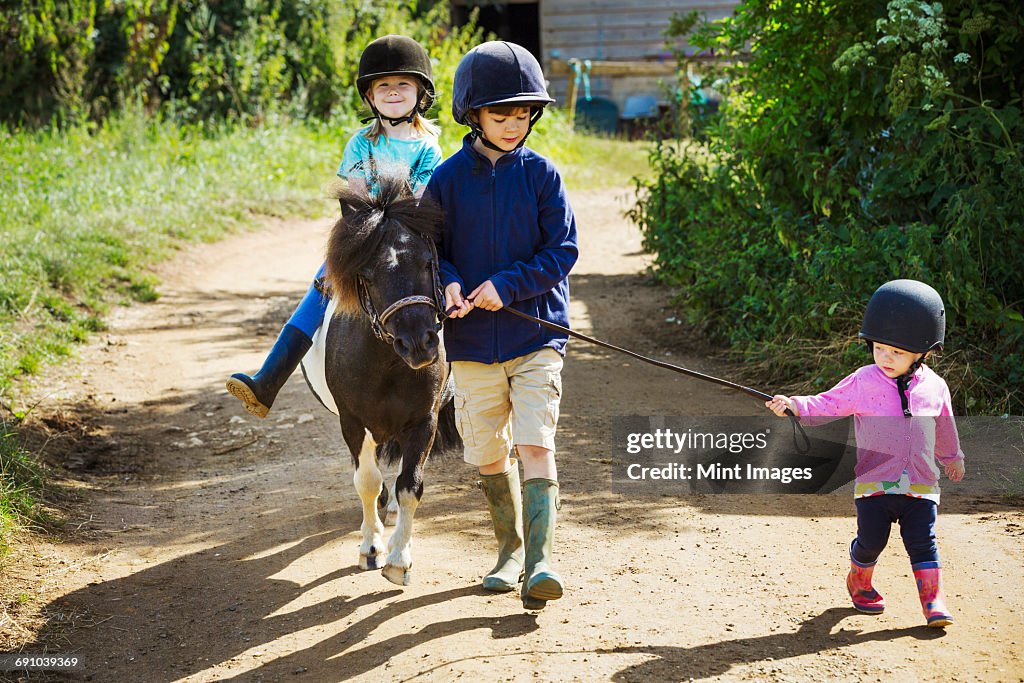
[356,232,445,345]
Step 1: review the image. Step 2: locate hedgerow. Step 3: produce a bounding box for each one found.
[631,0,1023,413]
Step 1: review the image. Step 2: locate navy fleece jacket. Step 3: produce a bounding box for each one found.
[425,134,579,364]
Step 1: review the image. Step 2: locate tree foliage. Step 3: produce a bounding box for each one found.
[630,0,1024,413]
[0,0,462,125]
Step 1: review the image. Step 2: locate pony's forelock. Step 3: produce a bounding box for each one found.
[324,175,444,316]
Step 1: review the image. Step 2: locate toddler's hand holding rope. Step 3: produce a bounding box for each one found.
[766,395,798,417]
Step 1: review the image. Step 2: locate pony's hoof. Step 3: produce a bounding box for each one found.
[359,552,383,570]
[382,563,412,586]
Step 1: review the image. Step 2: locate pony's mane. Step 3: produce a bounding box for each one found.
[325,174,444,316]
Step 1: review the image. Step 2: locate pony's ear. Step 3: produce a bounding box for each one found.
[339,198,359,220]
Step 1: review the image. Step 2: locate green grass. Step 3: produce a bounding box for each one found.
[0,109,356,398]
[0,422,46,560]
[515,114,652,190]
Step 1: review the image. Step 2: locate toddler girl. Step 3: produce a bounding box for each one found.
[767,279,965,627]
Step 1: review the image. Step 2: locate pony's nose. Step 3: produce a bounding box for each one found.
[419,329,439,355]
[393,329,439,368]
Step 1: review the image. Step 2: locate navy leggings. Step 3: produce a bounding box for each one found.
[852,495,939,566]
[285,262,329,338]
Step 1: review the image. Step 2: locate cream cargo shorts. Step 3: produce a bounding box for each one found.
[451,348,563,466]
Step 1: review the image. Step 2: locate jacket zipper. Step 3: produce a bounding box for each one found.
[491,163,499,363]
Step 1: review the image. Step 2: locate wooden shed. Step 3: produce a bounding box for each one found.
[452,0,738,120]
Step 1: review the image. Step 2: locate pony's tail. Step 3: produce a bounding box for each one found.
[374,398,462,465]
[430,396,463,457]
[376,439,402,466]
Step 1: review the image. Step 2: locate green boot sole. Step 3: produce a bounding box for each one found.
[527,570,563,601]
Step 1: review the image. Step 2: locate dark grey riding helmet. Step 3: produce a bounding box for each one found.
[452,41,554,150]
[859,279,945,353]
[860,279,945,416]
[357,35,436,125]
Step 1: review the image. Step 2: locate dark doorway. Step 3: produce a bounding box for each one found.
[452,2,541,62]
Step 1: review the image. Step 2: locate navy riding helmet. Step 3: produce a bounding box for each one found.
[452,41,555,149]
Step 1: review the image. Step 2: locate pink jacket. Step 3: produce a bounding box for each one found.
[791,364,964,485]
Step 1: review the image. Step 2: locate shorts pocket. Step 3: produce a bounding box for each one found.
[453,389,476,447]
[544,372,562,429]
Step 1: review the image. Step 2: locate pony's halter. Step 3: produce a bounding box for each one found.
[356,233,445,345]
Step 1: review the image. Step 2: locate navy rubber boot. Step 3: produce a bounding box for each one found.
[226,324,312,418]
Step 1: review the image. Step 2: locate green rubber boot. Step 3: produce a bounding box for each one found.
[521,478,563,610]
[479,460,524,592]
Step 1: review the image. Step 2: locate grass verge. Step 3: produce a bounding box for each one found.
[0,110,360,400]
[0,418,46,560]
[0,416,54,650]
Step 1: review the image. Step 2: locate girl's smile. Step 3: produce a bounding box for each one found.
[368,78,419,120]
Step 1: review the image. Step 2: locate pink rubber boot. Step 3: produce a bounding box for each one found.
[912,562,953,627]
[846,541,885,613]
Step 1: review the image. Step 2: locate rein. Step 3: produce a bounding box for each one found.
[445,301,811,453]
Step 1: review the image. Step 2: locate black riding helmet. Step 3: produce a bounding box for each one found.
[357,35,436,126]
[452,41,555,151]
[859,279,945,417]
[859,279,945,353]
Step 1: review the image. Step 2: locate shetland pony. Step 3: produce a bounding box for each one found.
[301,176,460,585]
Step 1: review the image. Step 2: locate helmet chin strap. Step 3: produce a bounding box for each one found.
[470,108,545,153]
[866,341,925,418]
[896,353,929,417]
[360,106,418,126]
[471,125,517,152]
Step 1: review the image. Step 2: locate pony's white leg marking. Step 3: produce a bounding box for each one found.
[382,486,420,586]
[353,431,385,570]
[384,479,399,527]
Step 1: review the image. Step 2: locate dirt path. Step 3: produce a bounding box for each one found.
[6,187,1024,682]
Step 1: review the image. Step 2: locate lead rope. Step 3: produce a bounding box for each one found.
[444,302,811,453]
